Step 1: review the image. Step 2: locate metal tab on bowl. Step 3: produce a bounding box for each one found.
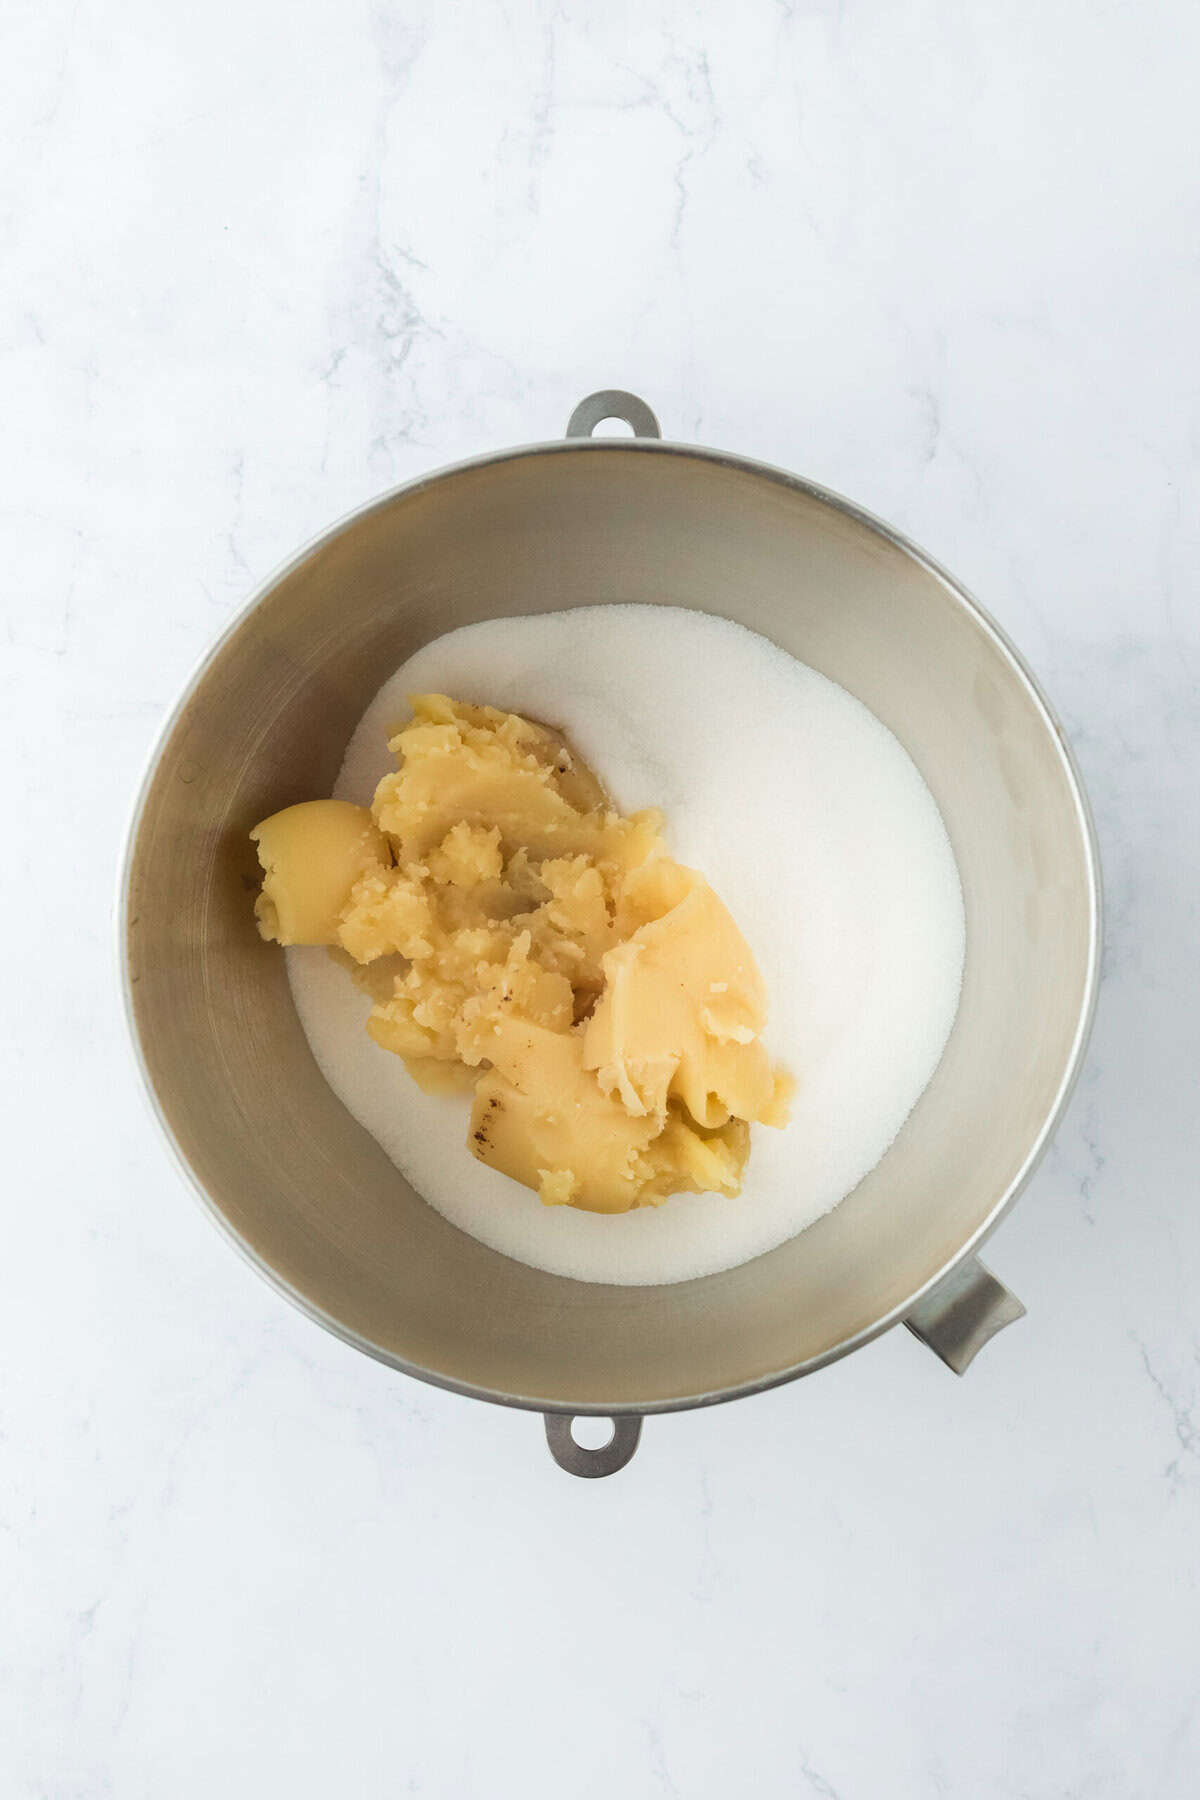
[544,1413,643,1477]
[566,389,661,440]
[904,1256,1026,1374]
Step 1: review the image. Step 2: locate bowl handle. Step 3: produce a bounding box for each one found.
[566,389,661,440]
[904,1255,1026,1373]
[543,1413,643,1477]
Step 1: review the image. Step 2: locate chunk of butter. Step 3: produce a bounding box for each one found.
[250,800,389,946]
[584,874,776,1129]
[463,1014,749,1215]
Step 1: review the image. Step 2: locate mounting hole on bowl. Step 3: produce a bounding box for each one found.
[565,390,661,440]
[571,1416,617,1450]
[544,1413,642,1476]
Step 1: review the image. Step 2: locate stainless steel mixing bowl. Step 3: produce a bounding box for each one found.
[121,390,1100,1476]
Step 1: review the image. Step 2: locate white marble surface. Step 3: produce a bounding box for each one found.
[2,2,1198,1794]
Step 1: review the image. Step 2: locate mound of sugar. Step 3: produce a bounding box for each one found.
[286,605,965,1287]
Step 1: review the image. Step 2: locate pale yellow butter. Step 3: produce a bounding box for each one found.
[250,694,790,1215]
[250,800,389,946]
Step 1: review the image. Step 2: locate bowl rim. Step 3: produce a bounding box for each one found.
[118,433,1103,1418]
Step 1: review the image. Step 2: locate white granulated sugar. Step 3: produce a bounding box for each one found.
[286,605,965,1287]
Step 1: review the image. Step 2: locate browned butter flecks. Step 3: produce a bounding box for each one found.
[250,695,791,1214]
